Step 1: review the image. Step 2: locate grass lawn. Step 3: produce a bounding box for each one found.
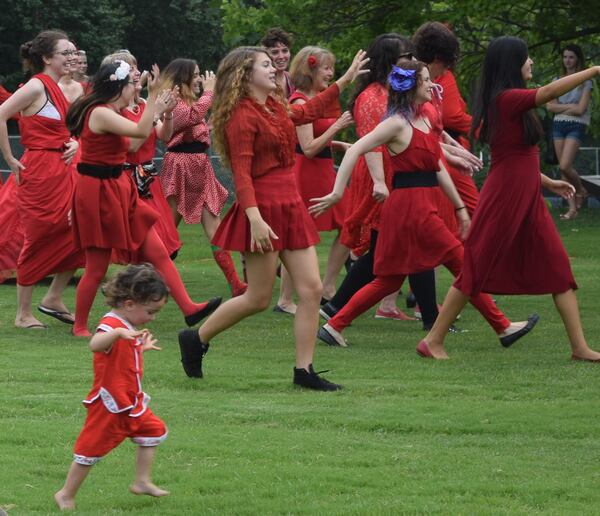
[2,208,600,515]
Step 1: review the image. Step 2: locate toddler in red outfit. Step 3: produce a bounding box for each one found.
[55,264,170,510]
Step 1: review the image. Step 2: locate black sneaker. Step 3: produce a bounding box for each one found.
[293,364,343,391]
[319,302,338,321]
[184,297,222,326]
[178,329,210,378]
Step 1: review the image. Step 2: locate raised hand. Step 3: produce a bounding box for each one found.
[147,64,161,94]
[338,50,370,89]
[201,70,216,92]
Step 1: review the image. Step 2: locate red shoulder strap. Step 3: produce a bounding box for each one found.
[33,73,70,119]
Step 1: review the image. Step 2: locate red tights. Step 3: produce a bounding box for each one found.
[73,228,205,334]
[329,245,509,334]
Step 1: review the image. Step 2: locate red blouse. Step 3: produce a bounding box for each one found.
[80,105,130,166]
[122,102,156,164]
[225,84,340,210]
[167,91,213,148]
[435,70,472,139]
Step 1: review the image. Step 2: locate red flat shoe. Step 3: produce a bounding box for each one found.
[416,340,435,358]
[571,354,600,363]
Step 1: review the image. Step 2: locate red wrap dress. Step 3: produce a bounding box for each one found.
[121,103,181,257]
[455,89,578,296]
[10,74,83,285]
[212,84,341,252]
[290,91,347,231]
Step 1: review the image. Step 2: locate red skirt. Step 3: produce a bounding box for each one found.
[293,154,347,232]
[374,185,461,276]
[16,150,84,285]
[0,176,23,282]
[72,172,158,251]
[213,167,319,252]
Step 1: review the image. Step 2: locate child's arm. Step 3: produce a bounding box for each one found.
[89,328,143,352]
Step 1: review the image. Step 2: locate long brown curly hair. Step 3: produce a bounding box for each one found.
[212,46,273,168]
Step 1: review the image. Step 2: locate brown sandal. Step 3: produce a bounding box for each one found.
[575,190,589,210]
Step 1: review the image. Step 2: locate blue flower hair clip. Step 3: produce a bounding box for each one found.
[388,66,417,92]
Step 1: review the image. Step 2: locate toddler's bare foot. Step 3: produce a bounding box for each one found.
[129,481,170,497]
[54,490,76,510]
[571,348,600,362]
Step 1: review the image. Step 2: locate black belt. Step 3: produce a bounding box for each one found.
[77,162,122,179]
[392,171,438,189]
[295,144,332,160]
[167,141,209,154]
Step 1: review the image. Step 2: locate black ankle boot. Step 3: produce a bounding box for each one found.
[178,329,210,378]
[293,364,342,391]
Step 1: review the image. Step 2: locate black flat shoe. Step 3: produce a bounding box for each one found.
[184,297,222,327]
[499,314,539,348]
[293,364,342,391]
[319,302,338,321]
[178,329,209,378]
[273,304,295,315]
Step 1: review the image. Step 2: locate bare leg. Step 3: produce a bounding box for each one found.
[40,270,76,318]
[553,289,600,360]
[276,265,296,313]
[15,284,45,328]
[321,233,349,300]
[421,286,470,359]
[166,196,183,227]
[199,251,279,342]
[280,247,322,369]
[556,138,583,218]
[54,462,92,510]
[129,447,169,497]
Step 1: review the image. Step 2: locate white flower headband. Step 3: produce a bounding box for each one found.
[108,60,131,82]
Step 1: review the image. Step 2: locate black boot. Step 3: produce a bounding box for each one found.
[178,329,210,378]
[293,364,343,391]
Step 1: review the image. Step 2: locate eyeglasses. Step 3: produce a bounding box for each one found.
[55,50,78,57]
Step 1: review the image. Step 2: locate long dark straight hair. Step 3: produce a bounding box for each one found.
[66,61,131,136]
[470,36,543,145]
[348,33,414,116]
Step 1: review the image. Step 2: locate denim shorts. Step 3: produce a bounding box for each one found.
[552,120,587,143]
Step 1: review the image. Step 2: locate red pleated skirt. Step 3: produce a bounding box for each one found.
[374,185,461,276]
[72,172,158,251]
[213,167,319,252]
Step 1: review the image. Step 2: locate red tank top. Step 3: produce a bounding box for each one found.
[122,102,156,164]
[390,119,441,173]
[79,105,130,165]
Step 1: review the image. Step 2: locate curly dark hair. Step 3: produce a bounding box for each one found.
[20,29,69,74]
[102,264,169,308]
[412,21,459,67]
[260,27,293,49]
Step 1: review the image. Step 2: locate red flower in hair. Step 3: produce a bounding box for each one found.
[307,55,318,68]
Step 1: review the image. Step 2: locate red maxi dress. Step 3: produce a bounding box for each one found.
[212,84,341,252]
[11,74,83,285]
[455,89,577,296]
[290,91,347,231]
[121,103,181,257]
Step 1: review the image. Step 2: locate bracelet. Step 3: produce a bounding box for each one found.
[455,206,467,212]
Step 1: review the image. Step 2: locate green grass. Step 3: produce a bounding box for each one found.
[2,209,600,514]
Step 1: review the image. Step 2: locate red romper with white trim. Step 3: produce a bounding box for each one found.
[73,313,167,465]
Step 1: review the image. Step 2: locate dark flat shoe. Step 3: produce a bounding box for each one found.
[272,304,295,315]
[184,297,222,327]
[178,329,209,378]
[499,313,539,348]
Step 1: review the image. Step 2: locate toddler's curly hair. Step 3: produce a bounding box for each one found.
[102,264,169,307]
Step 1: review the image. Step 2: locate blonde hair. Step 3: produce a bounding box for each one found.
[101,50,137,68]
[212,47,271,167]
[290,46,335,93]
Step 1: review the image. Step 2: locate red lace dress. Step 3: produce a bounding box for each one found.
[121,103,181,257]
[72,106,158,251]
[290,91,347,231]
[339,83,393,255]
[212,84,341,251]
[4,74,83,285]
[159,93,228,224]
[455,89,577,295]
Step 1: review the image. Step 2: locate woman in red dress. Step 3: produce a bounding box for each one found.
[177,46,368,390]
[420,37,600,361]
[102,50,182,260]
[66,60,220,337]
[311,62,536,348]
[274,46,353,312]
[159,59,246,297]
[0,30,83,329]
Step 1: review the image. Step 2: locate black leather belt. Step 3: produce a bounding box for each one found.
[295,143,332,160]
[77,162,122,179]
[167,141,209,154]
[392,171,438,189]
